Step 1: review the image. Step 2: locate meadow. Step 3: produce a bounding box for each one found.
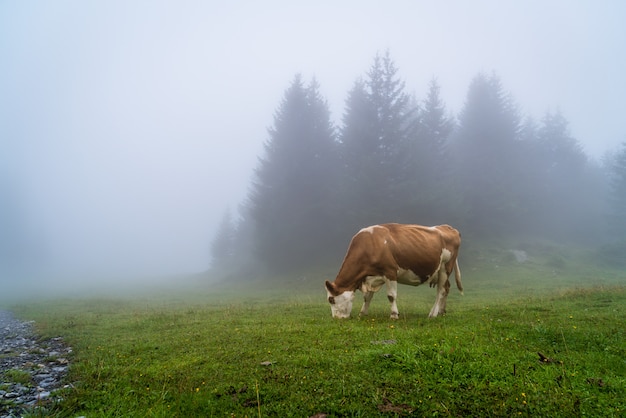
[6,244,626,417]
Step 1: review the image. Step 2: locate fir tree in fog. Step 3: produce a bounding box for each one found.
[339,51,416,231]
[337,78,377,229]
[595,142,626,267]
[453,73,523,235]
[409,78,456,224]
[209,209,236,269]
[420,79,454,162]
[608,142,626,238]
[532,111,593,240]
[246,75,340,271]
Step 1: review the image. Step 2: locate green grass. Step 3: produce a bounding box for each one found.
[7,249,626,417]
[2,369,32,385]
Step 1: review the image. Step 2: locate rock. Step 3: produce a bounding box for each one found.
[37,391,51,399]
[39,378,57,388]
[0,310,73,417]
[371,339,397,345]
[509,249,528,263]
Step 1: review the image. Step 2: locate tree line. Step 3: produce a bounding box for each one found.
[211,52,626,274]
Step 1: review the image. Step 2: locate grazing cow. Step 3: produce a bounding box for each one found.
[325,223,462,319]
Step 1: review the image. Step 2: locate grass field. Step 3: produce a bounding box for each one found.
[6,244,626,417]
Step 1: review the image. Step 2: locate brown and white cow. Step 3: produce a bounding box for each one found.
[325,223,462,319]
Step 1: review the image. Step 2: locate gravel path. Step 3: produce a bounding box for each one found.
[0,310,72,417]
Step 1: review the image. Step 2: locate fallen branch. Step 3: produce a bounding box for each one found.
[537,352,562,364]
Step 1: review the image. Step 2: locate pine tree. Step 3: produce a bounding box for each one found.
[514,116,547,228]
[453,72,523,235]
[608,142,626,237]
[534,110,593,240]
[245,75,338,271]
[537,111,587,180]
[421,78,454,160]
[339,51,417,231]
[209,209,236,268]
[410,78,456,223]
[339,79,380,231]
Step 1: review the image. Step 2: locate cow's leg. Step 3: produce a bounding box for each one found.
[439,279,451,314]
[387,280,399,319]
[359,291,375,316]
[429,266,449,318]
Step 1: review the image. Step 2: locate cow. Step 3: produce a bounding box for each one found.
[324,223,462,319]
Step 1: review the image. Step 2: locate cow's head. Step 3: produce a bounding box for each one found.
[325,280,354,318]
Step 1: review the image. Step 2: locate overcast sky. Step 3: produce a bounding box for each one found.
[1,1,625,278]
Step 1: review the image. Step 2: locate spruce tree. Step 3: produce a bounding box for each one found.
[533,110,595,240]
[537,111,587,181]
[421,78,454,159]
[245,75,338,271]
[209,209,236,269]
[453,72,522,236]
[515,116,547,227]
[608,142,626,238]
[339,51,416,231]
[411,78,456,223]
[339,79,379,231]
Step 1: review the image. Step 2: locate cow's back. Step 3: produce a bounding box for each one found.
[382,224,445,280]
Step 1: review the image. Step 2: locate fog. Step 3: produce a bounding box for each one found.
[1,1,625,291]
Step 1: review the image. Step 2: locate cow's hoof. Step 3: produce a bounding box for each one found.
[390,312,399,320]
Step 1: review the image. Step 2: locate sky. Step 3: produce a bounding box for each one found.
[1,0,625,279]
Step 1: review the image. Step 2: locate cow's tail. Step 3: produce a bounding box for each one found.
[454,259,463,295]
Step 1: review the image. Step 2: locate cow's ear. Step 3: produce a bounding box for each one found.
[325,280,336,295]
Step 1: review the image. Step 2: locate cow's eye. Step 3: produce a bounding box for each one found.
[328,296,335,304]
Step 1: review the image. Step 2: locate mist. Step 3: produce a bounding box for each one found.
[2,1,625,297]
